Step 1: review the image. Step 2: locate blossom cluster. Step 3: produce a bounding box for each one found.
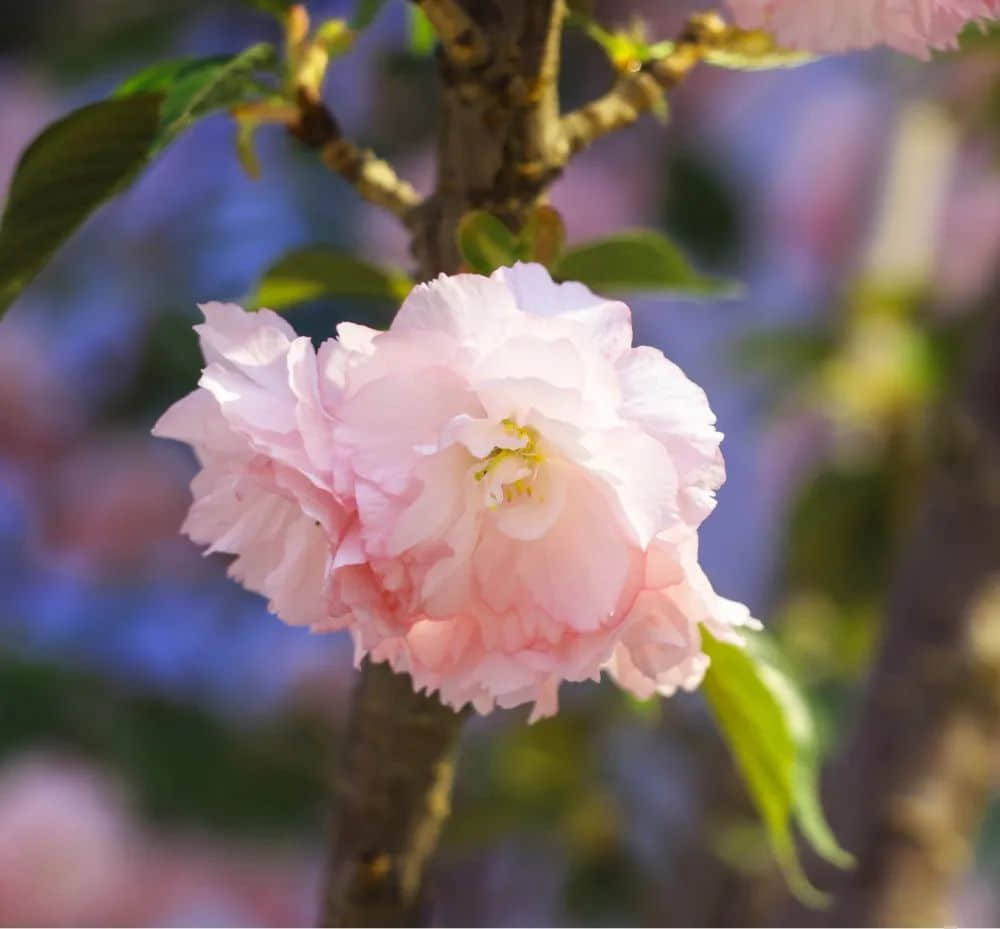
[155,264,754,719]
[725,0,999,57]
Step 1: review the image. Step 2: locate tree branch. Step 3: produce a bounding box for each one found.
[321,661,466,927]
[322,5,568,925]
[411,0,566,274]
[775,296,1000,927]
[555,12,729,164]
[289,89,422,224]
[413,0,489,67]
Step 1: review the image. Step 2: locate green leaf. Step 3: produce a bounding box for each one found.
[352,0,391,29]
[703,29,815,71]
[115,44,279,148]
[408,4,437,56]
[520,205,566,267]
[956,19,1000,51]
[568,11,671,71]
[235,115,264,180]
[457,211,521,274]
[0,94,163,317]
[732,327,835,380]
[243,0,293,16]
[250,247,414,312]
[314,19,356,57]
[552,230,736,297]
[701,629,854,906]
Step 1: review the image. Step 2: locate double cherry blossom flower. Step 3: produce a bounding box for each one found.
[726,0,999,57]
[155,264,755,719]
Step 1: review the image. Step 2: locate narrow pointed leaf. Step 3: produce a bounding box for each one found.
[701,628,853,905]
[115,44,279,149]
[552,230,736,297]
[0,94,162,317]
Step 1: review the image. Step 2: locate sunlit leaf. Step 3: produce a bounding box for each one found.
[520,205,566,267]
[457,211,520,274]
[408,4,436,55]
[568,11,671,71]
[701,629,854,906]
[704,29,815,70]
[0,95,162,317]
[314,18,356,57]
[250,247,414,313]
[552,230,736,297]
[115,44,279,148]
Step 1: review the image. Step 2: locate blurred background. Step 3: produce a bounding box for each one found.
[2,0,1000,924]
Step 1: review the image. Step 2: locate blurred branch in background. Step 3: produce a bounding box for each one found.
[777,280,1000,927]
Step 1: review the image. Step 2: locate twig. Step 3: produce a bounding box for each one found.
[289,88,422,224]
[555,11,730,164]
[414,0,489,67]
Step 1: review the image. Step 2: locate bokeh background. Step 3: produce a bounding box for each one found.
[2,0,1000,924]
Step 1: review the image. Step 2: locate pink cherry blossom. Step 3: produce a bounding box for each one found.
[153,302,351,628]
[156,265,754,719]
[725,0,999,57]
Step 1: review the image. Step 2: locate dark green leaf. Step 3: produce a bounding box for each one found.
[732,327,835,380]
[552,230,736,297]
[701,629,854,905]
[115,44,279,148]
[352,0,391,29]
[243,0,293,16]
[457,210,520,274]
[955,19,1000,51]
[250,247,414,312]
[0,94,163,317]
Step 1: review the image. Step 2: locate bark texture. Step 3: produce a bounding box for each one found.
[779,301,1000,927]
[321,662,464,926]
[411,0,566,276]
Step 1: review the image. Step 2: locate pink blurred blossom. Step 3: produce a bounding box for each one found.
[0,755,136,926]
[43,434,202,580]
[0,322,84,466]
[0,755,317,927]
[767,86,884,277]
[725,0,999,57]
[934,145,1000,307]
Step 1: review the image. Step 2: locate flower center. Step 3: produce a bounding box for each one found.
[473,419,544,508]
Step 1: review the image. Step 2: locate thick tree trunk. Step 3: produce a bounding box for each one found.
[412,0,565,276]
[779,300,1000,927]
[321,4,565,925]
[321,662,465,927]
